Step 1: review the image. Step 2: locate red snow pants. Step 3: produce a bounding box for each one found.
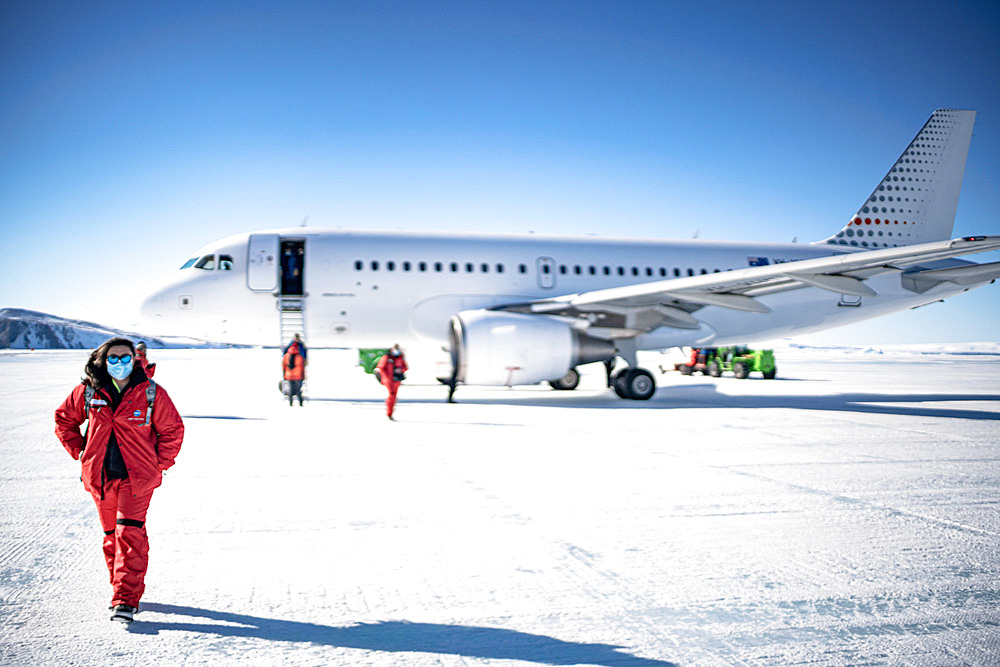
[91,478,153,607]
[385,381,400,417]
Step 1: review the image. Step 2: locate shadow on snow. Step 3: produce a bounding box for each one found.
[132,603,676,666]
[308,385,1000,421]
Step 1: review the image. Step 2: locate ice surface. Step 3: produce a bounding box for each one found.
[1,348,999,666]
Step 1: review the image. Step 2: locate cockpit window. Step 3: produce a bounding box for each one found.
[218,254,234,270]
[180,257,198,269]
[195,255,215,270]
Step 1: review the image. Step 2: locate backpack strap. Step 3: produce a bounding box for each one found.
[81,384,96,447]
[84,385,95,416]
[144,380,157,427]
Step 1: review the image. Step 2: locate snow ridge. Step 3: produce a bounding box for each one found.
[0,308,230,349]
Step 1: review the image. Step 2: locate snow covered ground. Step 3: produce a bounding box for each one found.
[2,347,999,666]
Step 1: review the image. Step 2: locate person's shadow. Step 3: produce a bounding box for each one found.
[131,603,677,666]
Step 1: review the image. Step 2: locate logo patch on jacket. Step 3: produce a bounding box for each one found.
[89,399,108,407]
[133,410,143,417]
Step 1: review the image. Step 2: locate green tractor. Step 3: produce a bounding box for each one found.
[676,346,776,379]
[358,348,389,375]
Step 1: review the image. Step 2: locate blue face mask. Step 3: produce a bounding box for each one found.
[107,358,134,380]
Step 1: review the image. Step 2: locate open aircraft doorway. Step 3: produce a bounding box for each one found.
[280,239,305,296]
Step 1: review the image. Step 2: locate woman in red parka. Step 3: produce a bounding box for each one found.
[376,344,408,420]
[54,337,184,623]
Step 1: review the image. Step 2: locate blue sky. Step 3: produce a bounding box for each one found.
[2,0,998,344]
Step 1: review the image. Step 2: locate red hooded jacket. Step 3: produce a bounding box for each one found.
[55,373,184,498]
[376,353,408,387]
[283,344,305,381]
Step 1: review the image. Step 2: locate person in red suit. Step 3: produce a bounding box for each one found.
[376,344,408,420]
[54,337,184,623]
[282,340,306,406]
[134,341,156,378]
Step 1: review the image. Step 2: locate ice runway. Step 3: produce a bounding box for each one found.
[2,348,999,666]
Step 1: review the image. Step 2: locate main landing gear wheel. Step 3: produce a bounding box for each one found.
[548,368,581,391]
[612,368,656,400]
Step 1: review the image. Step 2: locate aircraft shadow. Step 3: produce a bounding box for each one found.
[308,387,1000,420]
[656,385,1000,421]
[131,603,676,666]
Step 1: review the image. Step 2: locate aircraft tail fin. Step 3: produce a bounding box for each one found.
[817,109,976,249]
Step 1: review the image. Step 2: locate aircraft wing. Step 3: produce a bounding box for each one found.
[495,236,1000,336]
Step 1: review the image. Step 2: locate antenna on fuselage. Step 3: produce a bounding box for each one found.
[300,216,309,227]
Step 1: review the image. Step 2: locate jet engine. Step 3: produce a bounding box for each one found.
[448,310,616,386]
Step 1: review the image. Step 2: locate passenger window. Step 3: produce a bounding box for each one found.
[617,267,625,276]
[419,262,427,272]
[180,258,198,269]
[450,262,458,272]
[371,261,380,271]
[403,261,411,271]
[355,260,363,271]
[387,261,395,271]
[674,268,681,277]
[496,264,504,273]
[434,262,442,272]
[218,255,234,270]
[481,263,489,273]
[519,264,527,274]
[195,255,215,270]
[465,263,474,273]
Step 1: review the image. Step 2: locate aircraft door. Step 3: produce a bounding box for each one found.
[280,239,305,295]
[247,234,279,291]
[537,257,556,289]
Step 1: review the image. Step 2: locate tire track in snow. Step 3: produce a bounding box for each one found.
[716,466,1000,539]
[438,464,736,665]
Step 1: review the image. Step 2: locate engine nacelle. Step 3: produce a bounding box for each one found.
[449,310,616,386]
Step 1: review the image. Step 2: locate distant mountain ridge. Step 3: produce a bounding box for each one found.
[0,308,226,349]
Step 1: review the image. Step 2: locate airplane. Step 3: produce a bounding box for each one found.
[140,109,1000,400]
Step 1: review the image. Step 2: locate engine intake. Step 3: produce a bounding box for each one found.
[449,310,616,386]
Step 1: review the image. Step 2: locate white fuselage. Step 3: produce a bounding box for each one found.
[140,228,971,351]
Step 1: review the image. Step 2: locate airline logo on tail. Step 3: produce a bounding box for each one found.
[820,109,976,249]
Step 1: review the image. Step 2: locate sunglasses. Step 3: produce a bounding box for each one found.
[107,354,133,364]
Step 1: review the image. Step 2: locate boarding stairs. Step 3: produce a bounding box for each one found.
[278,297,305,346]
